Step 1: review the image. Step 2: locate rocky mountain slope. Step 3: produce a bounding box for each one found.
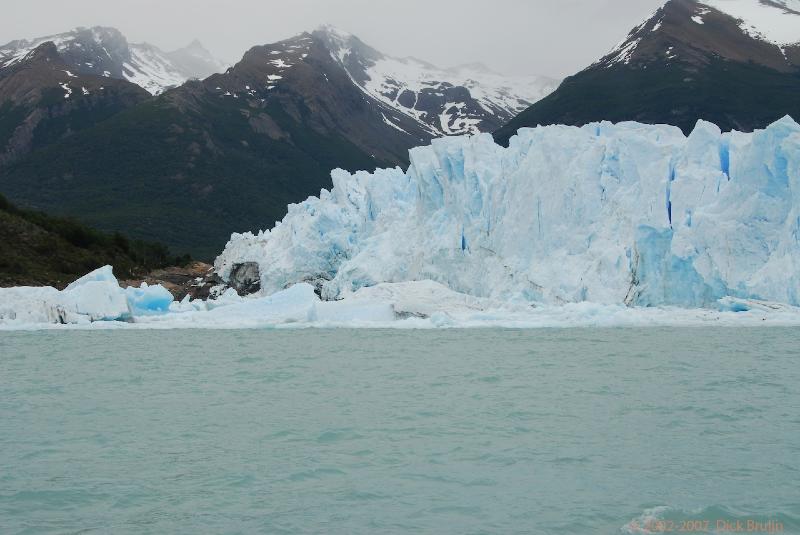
[0,32,432,258]
[315,26,559,136]
[495,0,800,144]
[0,42,149,165]
[0,26,227,95]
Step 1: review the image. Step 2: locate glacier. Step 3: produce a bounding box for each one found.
[216,116,800,308]
[4,117,800,329]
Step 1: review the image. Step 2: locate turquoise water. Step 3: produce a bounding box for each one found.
[1,328,799,534]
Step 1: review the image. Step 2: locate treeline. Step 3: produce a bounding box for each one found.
[0,193,190,287]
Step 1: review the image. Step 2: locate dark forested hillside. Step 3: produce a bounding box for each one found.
[0,193,186,288]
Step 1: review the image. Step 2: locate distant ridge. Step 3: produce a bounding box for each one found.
[0,26,228,95]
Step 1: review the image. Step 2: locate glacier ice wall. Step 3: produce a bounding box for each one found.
[215,117,800,307]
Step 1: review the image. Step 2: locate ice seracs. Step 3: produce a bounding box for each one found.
[216,116,800,308]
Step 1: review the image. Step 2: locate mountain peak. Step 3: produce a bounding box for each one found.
[24,41,62,64]
[311,25,380,60]
[597,0,799,72]
[313,25,353,41]
[495,0,800,144]
[185,39,206,50]
[1,27,231,94]
[166,38,228,79]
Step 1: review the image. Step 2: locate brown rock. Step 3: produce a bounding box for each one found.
[121,261,222,300]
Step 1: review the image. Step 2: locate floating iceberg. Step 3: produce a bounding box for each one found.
[216,117,800,308]
[3,271,800,329]
[0,266,173,326]
[124,283,175,316]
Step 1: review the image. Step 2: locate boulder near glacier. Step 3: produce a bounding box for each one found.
[215,117,800,308]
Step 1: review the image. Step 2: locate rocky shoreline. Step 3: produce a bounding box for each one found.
[120,261,221,301]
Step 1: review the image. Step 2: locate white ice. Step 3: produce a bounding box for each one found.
[0,266,174,326]
[4,277,800,330]
[5,117,800,330]
[216,116,800,309]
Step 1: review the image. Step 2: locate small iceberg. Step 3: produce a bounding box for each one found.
[0,266,173,325]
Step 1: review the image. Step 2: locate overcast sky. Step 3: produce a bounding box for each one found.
[1,0,666,78]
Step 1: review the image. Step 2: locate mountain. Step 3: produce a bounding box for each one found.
[0,32,432,258]
[0,28,554,258]
[314,26,559,136]
[0,42,149,165]
[0,27,227,95]
[495,0,800,144]
[216,116,800,308]
[166,39,230,80]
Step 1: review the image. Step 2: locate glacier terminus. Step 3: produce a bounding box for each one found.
[217,116,800,308]
[4,117,800,327]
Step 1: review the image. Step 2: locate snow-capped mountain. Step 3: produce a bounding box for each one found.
[200,31,432,159]
[216,116,800,308]
[0,41,149,165]
[0,31,435,257]
[313,26,559,136]
[495,0,800,143]
[599,0,800,70]
[0,27,227,95]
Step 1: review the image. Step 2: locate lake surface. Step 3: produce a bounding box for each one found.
[1,328,799,534]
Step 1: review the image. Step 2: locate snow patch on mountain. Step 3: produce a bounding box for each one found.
[124,44,186,95]
[603,7,663,66]
[58,82,72,98]
[316,26,559,136]
[216,116,800,309]
[0,27,227,95]
[0,34,68,68]
[702,0,800,45]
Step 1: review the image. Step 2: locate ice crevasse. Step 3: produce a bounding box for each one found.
[216,116,800,308]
